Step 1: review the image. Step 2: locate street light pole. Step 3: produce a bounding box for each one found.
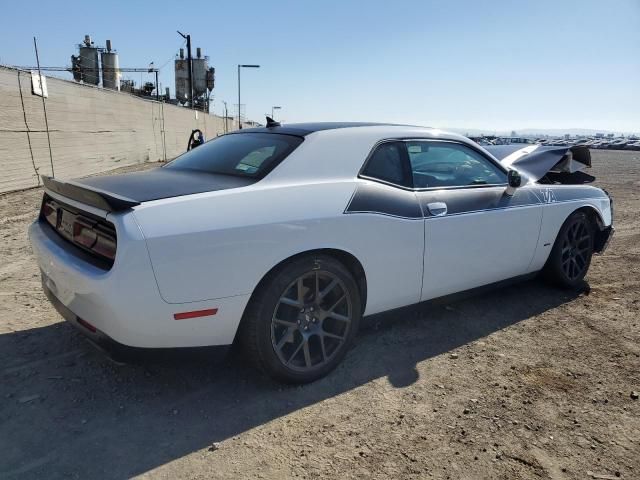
[177,31,193,108]
[237,64,260,129]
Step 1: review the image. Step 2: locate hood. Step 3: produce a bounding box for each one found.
[485,145,593,183]
[43,167,256,212]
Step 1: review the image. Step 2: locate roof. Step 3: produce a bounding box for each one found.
[230,122,424,137]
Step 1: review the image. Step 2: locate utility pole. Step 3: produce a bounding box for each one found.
[237,64,260,129]
[33,37,54,177]
[177,31,193,108]
[223,100,229,133]
[154,71,159,102]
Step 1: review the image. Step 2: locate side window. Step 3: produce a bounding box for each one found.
[407,141,507,188]
[362,142,410,187]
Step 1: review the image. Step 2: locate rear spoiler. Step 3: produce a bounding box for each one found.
[42,176,140,212]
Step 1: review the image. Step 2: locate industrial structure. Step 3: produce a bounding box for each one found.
[175,47,215,110]
[10,34,218,111]
[27,35,162,101]
[71,35,106,87]
[100,39,120,90]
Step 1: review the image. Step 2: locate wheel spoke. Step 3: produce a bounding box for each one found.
[327,294,346,314]
[328,312,350,323]
[279,297,302,308]
[297,277,306,304]
[319,336,327,361]
[302,341,312,367]
[318,279,339,301]
[286,340,305,365]
[571,258,579,278]
[322,330,345,341]
[276,327,295,349]
[273,318,297,328]
[577,235,590,245]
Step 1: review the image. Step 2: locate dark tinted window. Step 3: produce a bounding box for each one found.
[407,141,506,188]
[362,142,410,186]
[165,133,303,178]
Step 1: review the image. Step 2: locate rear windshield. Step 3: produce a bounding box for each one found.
[165,132,303,178]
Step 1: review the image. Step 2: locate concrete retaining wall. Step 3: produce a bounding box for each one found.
[0,66,236,193]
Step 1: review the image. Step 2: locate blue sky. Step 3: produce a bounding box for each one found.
[2,0,638,133]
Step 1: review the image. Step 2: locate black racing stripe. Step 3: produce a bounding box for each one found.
[418,187,540,217]
[345,183,422,219]
[345,183,607,220]
[73,168,256,204]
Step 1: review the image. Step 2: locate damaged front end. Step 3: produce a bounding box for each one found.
[484,145,594,185]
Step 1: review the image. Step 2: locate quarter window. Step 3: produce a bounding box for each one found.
[165,133,303,178]
[361,142,410,187]
[407,141,506,188]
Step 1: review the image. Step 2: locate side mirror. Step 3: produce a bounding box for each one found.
[505,169,522,196]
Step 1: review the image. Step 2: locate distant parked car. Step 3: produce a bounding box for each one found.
[625,141,640,151]
[608,140,628,150]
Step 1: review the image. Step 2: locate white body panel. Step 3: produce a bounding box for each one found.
[29,213,250,348]
[422,198,542,300]
[28,125,613,349]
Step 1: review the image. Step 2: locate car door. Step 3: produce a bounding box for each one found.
[406,140,543,301]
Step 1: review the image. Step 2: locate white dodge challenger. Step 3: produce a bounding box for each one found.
[29,122,614,382]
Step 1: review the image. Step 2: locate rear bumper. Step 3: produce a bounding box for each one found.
[43,279,231,361]
[29,218,250,348]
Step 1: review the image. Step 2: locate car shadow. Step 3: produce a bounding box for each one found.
[0,278,585,479]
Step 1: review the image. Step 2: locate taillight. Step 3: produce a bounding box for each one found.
[92,231,116,260]
[73,218,117,261]
[42,201,57,228]
[73,218,98,248]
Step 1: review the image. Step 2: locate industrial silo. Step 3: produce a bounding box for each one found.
[78,35,100,85]
[191,48,208,98]
[101,39,120,90]
[174,48,190,104]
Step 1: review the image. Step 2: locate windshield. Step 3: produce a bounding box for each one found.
[165,133,303,178]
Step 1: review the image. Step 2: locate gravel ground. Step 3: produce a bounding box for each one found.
[0,151,638,480]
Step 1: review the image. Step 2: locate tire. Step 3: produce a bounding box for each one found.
[543,211,595,288]
[239,254,362,383]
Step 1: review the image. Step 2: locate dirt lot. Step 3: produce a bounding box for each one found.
[1,151,639,479]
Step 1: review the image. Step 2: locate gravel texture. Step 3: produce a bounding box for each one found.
[0,152,638,479]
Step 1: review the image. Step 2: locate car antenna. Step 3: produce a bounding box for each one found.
[266,116,281,128]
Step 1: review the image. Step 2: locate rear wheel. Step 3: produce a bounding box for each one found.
[240,255,361,383]
[543,211,594,288]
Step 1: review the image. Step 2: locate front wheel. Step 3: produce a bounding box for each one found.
[543,211,594,288]
[240,255,361,383]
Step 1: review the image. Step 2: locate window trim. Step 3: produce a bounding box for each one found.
[358,138,509,192]
[358,139,414,190]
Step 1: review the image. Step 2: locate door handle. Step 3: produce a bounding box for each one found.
[427,202,447,217]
